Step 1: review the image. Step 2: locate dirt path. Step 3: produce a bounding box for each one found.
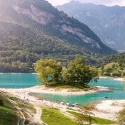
[32,103,47,125]
[8,97,45,125]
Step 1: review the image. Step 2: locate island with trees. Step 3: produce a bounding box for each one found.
[34,55,98,87]
[33,55,111,94]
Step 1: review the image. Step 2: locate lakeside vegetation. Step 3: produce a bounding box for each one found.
[98,53,125,77]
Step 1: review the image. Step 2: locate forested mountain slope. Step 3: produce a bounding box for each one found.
[0,0,115,72]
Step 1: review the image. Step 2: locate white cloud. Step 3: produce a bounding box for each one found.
[47,0,125,6]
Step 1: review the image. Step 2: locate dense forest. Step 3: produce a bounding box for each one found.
[0,21,102,72]
[98,53,125,77]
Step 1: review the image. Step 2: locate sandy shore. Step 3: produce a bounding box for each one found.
[113,78,125,81]
[0,85,111,110]
[0,85,111,96]
[100,76,125,82]
[93,100,125,120]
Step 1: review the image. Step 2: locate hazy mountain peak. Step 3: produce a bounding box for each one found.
[57,2,125,51]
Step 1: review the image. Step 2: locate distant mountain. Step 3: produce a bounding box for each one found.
[57,1,125,51]
[0,0,115,72]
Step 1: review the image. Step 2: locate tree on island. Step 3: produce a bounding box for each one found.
[34,59,62,85]
[62,55,98,86]
[34,55,98,87]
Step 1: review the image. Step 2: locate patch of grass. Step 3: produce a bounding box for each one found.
[27,103,36,113]
[42,81,92,89]
[0,93,18,125]
[42,83,94,92]
[41,107,81,125]
[9,96,35,113]
[68,111,116,124]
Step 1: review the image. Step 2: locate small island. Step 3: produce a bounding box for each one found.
[31,55,111,95]
[34,55,98,89]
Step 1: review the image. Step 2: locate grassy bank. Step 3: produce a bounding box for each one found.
[41,107,80,125]
[68,111,117,124]
[0,93,18,125]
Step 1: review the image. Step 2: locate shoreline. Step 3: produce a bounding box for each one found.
[0,86,124,121]
[93,99,125,120]
[100,76,125,81]
[0,85,124,121]
[0,85,111,96]
[0,73,124,80]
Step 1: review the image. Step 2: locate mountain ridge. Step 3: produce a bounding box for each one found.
[57,1,125,51]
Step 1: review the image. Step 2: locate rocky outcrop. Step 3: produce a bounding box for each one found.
[57,1,125,51]
[13,4,55,25]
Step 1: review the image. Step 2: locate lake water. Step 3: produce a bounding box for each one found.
[31,78,125,105]
[0,74,125,105]
[0,73,40,88]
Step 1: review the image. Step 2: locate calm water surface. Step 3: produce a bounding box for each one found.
[0,73,40,88]
[0,74,125,105]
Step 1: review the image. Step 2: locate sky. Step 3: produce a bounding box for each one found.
[47,0,125,6]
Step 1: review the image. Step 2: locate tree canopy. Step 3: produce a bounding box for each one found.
[62,55,98,86]
[34,59,62,85]
[34,55,98,87]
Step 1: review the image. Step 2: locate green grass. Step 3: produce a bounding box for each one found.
[68,111,117,124]
[0,92,37,125]
[41,107,81,125]
[41,83,95,92]
[0,93,18,125]
[9,96,35,113]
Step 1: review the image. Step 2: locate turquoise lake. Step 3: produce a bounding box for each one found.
[0,74,125,105]
[0,73,39,88]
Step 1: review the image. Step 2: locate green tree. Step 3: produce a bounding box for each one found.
[34,59,62,85]
[62,55,98,86]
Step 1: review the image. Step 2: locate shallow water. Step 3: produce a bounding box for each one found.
[31,78,125,105]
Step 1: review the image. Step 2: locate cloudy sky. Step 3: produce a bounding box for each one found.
[47,0,125,6]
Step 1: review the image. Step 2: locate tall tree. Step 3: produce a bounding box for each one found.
[34,59,62,85]
[62,55,98,86]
